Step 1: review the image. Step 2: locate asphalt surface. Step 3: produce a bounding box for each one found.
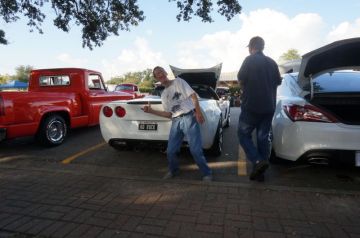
[0,107,360,237]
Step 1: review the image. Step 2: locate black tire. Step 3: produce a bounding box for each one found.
[208,121,223,157]
[36,114,67,146]
[224,108,230,128]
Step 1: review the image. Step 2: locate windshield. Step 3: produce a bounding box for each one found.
[116,85,133,91]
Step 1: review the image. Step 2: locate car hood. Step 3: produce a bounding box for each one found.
[298,37,360,89]
[170,64,222,90]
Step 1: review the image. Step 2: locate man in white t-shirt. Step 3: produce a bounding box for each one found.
[142,66,212,181]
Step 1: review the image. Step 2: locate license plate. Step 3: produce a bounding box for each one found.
[138,122,157,131]
[356,151,360,167]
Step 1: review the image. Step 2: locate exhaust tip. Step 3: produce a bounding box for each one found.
[307,157,330,165]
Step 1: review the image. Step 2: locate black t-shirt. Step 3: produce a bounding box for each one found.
[237,52,282,114]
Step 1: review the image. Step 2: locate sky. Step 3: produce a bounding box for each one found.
[1,0,360,81]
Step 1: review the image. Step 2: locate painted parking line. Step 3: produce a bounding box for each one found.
[0,155,30,163]
[238,145,247,176]
[61,142,106,164]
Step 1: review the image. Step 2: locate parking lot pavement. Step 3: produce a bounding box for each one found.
[0,165,360,238]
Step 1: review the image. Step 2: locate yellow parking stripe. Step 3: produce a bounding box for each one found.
[237,145,247,176]
[61,142,106,164]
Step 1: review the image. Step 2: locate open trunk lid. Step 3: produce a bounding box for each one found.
[170,64,222,90]
[298,37,360,90]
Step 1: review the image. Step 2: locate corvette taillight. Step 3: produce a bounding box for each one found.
[103,106,113,117]
[0,96,4,116]
[283,104,338,123]
[115,106,126,117]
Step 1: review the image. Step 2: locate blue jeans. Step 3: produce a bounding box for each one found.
[167,112,212,176]
[237,109,273,166]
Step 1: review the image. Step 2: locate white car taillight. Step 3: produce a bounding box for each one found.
[115,106,126,117]
[103,106,113,117]
[283,104,338,123]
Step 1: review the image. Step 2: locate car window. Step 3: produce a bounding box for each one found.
[88,74,105,90]
[278,74,302,96]
[116,85,133,91]
[312,71,360,93]
[216,88,229,97]
[191,84,219,100]
[39,75,70,86]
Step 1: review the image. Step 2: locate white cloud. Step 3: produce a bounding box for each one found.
[99,9,360,80]
[327,18,360,42]
[101,37,166,80]
[56,53,88,67]
[175,8,327,72]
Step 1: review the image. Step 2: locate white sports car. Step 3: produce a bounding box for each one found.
[99,64,230,156]
[272,37,360,165]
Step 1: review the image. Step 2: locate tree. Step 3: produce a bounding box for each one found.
[0,0,242,50]
[0,74,10,84]
[10,65,34,82]
[108,69,155,87]
[279,49,301,62]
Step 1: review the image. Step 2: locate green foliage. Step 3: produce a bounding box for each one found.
[0,74,10,84]
[229,86,241,95]
[170,0,241,22]
[139,87,153,93]
[0,65,33,84]
[10,65,33,82]
[108,68,156,87]
[0,0,242,50]
[279,49,301,62]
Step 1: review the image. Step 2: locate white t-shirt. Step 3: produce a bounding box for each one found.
[161,77,195,118]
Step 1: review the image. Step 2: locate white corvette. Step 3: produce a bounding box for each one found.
[99,64,230,156]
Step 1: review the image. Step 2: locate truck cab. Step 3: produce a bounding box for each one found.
[0,68,134,146]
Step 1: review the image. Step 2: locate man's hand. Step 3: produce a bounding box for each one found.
[195,110,205,124]
[142,101,152,113]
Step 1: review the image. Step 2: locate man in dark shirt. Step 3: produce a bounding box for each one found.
[237,36,282,182]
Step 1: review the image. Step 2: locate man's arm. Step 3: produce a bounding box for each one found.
[237,57,249,87]
[191,93,205,124]
[142,102,172,118]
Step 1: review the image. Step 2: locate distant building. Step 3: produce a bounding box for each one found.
[278,59,301,74]
[218,71,238,87]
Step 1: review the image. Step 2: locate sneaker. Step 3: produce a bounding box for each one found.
[162,170,179,179]
[256,173,265,182]
[249,160,269,180]
[202,175,213,182]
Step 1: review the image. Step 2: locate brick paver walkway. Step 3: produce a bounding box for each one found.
[0,167,360,238]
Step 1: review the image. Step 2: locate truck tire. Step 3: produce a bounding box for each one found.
[207,120,223,157]
[36,114,67,146]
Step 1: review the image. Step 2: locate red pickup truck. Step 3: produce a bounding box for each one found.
[0,68,134,146]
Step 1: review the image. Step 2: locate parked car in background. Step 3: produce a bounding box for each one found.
[114,83,144,98]
[100,64,229,156]
[216,86,230,99]
[271,38,360,166]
